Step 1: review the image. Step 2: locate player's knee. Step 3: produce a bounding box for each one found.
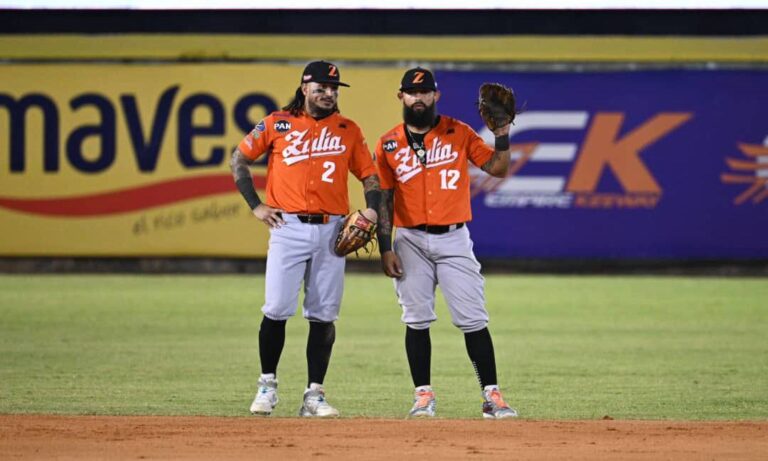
[405,319,433,330]
[261,304,294,321]
[304,306,340,323]
[455,320,489,333]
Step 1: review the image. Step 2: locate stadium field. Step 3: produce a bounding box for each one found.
[1,274,766,459]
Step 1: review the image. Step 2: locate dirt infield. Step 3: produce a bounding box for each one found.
[1,415,766,460]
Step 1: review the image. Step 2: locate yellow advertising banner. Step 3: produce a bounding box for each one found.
[3,34,767,62]
[0,64,404,256]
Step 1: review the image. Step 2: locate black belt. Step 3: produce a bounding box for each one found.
[408,223,465,235]
[278,213,335,224]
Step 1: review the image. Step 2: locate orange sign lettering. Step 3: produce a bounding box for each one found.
[567,113,692,193]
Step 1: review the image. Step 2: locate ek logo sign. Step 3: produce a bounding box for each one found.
[473,111,692,209]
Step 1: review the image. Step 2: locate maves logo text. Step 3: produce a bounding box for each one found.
[0,86,278,173]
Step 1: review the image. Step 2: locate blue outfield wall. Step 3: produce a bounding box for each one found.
[436,69,768,259]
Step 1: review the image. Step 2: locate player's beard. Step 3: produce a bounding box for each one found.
[403,101,436,129]
[306,98,337,119]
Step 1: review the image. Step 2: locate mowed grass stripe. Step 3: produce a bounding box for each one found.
[0,275,765,419]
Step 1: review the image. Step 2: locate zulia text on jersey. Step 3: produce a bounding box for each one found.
[424,138,459,168]
[392,137,459,183]
[282,127,347,166]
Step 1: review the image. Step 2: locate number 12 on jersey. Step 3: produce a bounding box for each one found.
[440,169,460,190]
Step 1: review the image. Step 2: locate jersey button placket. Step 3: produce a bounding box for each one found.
[427,167,440,226]
[305,123,317,212]
[309,125,317,189]
[427,180,435,216]
[424,170,432,226]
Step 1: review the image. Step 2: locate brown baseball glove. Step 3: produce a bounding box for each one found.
[333,210,377,256]
[478,82,517,131]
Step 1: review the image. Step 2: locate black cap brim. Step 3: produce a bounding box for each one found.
[310,79,350,87]
[400,85,436,91]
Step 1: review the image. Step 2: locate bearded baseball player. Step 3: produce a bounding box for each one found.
[375,67,517,419]
[231,60,380,417]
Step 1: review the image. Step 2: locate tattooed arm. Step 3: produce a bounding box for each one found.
[377,189,394,252]
[231,148,256,183]
[377,188,402,277]
[481,124,512,178]
[363,174,381,196]
[230,147,285,228]
[360,174,381,223]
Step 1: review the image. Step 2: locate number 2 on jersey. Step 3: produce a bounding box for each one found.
[321,161,336,183]
[439,169,460,190]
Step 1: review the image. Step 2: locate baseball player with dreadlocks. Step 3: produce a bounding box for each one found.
[375,67,518,419]
[231,60,380,417]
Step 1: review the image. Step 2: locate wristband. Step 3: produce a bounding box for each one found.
[365,189,382,212]
[495,135,510,151]
[377,231,392,253]
[235,177,262,210]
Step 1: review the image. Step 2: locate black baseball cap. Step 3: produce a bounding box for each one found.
[301,60,350,87]
[400,67,437,91]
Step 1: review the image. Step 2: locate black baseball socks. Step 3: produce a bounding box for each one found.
[259,316,287,375]
[464,327,498,389]
[405,326,432,388]
[306,321,336,386]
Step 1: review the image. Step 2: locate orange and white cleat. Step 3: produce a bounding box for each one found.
[482,386,518,419]
[408,386,436,418]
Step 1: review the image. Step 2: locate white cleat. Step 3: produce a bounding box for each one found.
[250,376,278,416]
[298,385,340,418]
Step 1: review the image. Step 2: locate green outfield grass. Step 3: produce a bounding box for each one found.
[0,274,766,420]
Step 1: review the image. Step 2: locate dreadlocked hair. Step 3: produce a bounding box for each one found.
[283,87,305,116]
[282,85,341,117]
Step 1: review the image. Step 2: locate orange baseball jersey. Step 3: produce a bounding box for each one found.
[375,116,494,227]
[238,111,377,215]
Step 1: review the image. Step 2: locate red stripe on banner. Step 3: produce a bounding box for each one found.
[0,174,266,217]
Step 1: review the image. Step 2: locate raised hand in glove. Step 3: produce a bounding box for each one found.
[478,82,517,132]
